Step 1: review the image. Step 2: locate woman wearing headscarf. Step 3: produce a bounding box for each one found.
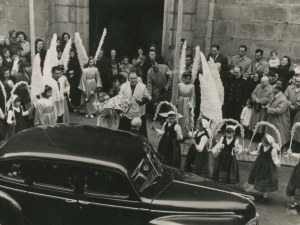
[184,118,211,178]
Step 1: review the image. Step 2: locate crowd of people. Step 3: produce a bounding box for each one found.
[0,29,299,210]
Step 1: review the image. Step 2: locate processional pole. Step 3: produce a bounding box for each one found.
[171,0,183,105]
[29,0,36,63]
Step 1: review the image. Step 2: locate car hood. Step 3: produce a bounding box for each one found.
[150,167,255,217]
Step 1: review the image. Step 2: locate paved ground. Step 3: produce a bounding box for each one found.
[69,112,300,225]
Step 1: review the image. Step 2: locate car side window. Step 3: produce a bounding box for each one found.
[32,162,77,191]
[84,168,130,198]
[0,160,32,182]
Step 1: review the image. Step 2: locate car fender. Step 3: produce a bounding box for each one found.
[0,190,24,225]
[147,214,246,225]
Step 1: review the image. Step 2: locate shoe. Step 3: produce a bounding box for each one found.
[85,114,89,118]
[259,197,267,204]
[90,115,94,119]
[288,203,299,210]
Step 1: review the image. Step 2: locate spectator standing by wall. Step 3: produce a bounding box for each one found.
[228,45,252,75]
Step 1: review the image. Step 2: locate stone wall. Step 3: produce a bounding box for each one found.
[0,0,46,41]
[0,0,89,53]
[45,0,89,53]
[195,0,300,62]
[163,0,199,59]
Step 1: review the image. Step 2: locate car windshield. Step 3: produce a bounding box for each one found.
[130,141,163,192]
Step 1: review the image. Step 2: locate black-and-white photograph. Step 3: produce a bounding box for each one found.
[0,0,300,224]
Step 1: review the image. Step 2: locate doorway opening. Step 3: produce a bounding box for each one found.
[89,0,165,60]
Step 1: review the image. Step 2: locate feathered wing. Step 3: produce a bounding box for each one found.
[61,39,72,71]
[179,40,187,82]
[74,32,88,70]
[94,28,107,60]
[43,33,58,79]
[209,57,224,105]
[42,33,62,115]
[191,46,200,83]
[199,51,222,125]
[31,54,45,106]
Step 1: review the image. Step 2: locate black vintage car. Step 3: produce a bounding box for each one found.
[0,124,259,225]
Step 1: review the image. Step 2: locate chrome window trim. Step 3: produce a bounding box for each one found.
[0,184,26,193]
[150,210,235,215]
[78,200,139,211]
[28,191,76,201]
[0,174,25,184]
[33,182,75,192]
[84,191,130,200]
[1,152,126,173]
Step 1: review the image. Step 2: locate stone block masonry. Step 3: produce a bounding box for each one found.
[192,0,300,61]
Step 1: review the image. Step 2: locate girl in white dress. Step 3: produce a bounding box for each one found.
[34,85,57,125]
[177,71,195,138]
[78,57,102,118]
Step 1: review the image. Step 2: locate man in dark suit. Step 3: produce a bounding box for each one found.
[207,44,228,74]
[225,66,247,122]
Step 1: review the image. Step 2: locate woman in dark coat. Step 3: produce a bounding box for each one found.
[277,56,295,92]
[244,74,260,102]
[2,48,13,71]
[65,48,82,108]
[59,32,71,53]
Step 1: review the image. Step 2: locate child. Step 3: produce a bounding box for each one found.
[96,93,120,130]
[5,95,33,138]
[268,50,280,73]
[286,149,300,210]
[246,134,281,204]
[211,125,242,184]
[78,56,102,118]
[177,71,195,138]
[34,85,57,126]
[152,111,183,169]
[240,99,253,138]
[184,118,210,177]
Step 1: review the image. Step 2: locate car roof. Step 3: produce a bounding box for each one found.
[0,124,146,172]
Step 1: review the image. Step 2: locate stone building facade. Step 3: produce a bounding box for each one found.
[2,0,300,62]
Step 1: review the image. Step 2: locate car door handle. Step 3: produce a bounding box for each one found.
[79,200,90,205]
[65,199,77,203]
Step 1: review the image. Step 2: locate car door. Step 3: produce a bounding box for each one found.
[77,166,150,225]
[25,160,82,225]
[0,159,32,210]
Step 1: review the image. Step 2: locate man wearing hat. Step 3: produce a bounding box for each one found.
[265,82,291,151]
